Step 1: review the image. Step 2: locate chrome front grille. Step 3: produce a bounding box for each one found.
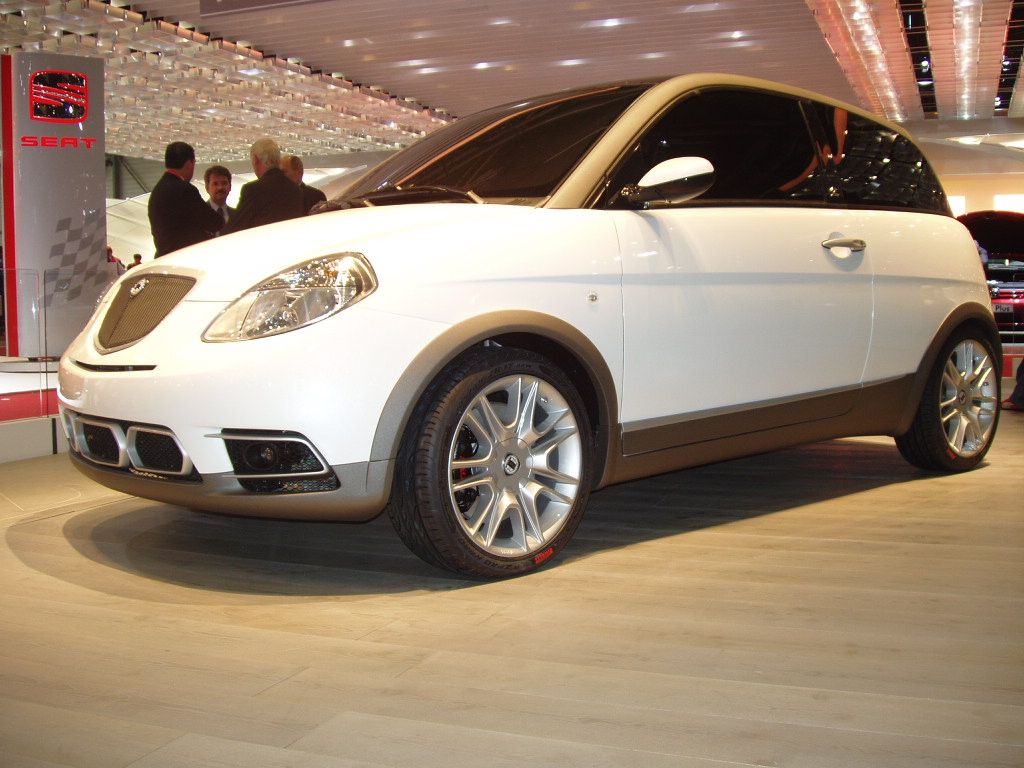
[80,418,124,466]
[97,273,196,352]
[128,426,189,473]
[61,409,196,478]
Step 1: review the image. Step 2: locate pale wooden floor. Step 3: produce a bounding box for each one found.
[1,415,1021,768]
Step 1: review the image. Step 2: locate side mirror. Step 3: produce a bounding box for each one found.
[619,156,715,209]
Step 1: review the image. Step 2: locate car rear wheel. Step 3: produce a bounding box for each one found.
[896,329,1000,472]
[389,346,593,578]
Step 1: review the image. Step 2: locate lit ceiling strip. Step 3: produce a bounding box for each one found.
[927,0,1013,120]
[955,0,982,117]
[1002,0,1024,116]
[804,0,913,121]
[973,0,1016,117]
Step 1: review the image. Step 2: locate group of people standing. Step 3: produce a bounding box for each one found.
[147,137,327,258]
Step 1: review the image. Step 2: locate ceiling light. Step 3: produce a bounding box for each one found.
[581,18,630,29]
[679,3,723,12]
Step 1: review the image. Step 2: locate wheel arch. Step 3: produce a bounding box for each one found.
[894,302,1002,435]
[369,310,620,495]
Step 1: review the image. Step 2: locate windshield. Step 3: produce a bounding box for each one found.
[340,84,650,203]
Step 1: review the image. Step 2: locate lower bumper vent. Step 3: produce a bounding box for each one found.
[222,431,340,494]
[62,409,197,480]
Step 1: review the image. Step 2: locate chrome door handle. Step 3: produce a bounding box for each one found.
[822,237,866,252]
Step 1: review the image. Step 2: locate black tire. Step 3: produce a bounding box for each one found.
[388,346,594,578]
[896,329,1000,472]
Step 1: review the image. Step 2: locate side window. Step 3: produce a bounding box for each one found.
[809,103,948,213]
[604,88,824,206]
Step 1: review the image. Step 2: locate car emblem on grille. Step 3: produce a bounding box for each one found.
[129,278,150,297]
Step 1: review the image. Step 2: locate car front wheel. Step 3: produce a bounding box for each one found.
[896,329,1000,472]
[389,346,593,578]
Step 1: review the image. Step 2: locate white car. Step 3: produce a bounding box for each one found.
[59,74,1001,578]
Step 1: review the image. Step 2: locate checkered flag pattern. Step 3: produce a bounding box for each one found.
[42,212,113,308]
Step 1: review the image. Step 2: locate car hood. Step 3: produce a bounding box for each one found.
[130,203,545,302]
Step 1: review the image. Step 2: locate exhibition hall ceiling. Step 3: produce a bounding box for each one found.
[1,0,1022,162]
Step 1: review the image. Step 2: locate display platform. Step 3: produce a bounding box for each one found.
[0,356,64,463]
[0,419,1021,767]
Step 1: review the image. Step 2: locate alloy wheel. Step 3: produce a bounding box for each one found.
[446,373,583,558]
[939,339,998,457]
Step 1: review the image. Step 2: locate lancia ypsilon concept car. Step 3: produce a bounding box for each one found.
[59,74,1002,578]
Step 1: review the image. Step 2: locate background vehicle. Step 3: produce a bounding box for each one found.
[59,75,1001,578]
[958,210,1024,345]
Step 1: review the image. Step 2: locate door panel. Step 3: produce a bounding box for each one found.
[616,207,873,437]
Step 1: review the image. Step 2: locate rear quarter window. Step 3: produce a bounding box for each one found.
[809,104,948,214]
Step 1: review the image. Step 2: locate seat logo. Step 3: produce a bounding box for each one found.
[29,70,88,123]
[129,278,149,297]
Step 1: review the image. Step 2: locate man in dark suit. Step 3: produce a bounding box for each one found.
[148,142,224,257]
[203,165,235,230]
[223,139,304,234]
[281,154,327,214]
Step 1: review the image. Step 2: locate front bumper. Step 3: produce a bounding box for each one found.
[64,427,391,521]
[58,299,447,521]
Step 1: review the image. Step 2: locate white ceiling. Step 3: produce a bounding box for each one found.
[2,0,1022,163]
[129,0,865,116]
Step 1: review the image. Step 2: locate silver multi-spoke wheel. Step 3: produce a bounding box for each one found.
[938,339,998,457]
[896,330,1000,472]
[388,347,593,578]
[448,373,583,557]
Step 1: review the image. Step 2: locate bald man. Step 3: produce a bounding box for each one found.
[282,153,327,213]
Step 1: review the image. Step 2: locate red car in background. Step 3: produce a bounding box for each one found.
[958,210,1024,345]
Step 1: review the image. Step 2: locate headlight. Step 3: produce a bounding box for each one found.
[203,253,377,341]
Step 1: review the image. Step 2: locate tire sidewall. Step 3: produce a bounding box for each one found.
[412,348,594,577]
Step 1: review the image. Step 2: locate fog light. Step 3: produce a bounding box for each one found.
[244,442,279,471]
[221,431,339,494]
